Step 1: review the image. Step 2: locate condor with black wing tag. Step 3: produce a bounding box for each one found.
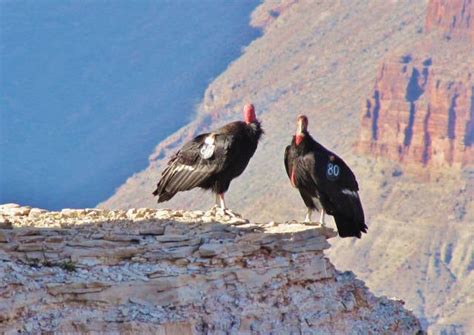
[284,115,367,238]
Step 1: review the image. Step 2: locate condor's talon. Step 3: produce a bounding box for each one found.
[215,193,241,217]
[216,208,241,218]
[226,209,242,218]
[215,207,225,216]
[302,209,325,226]
[207,205,220,215]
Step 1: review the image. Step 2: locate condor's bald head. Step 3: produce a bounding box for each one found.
[295,114,308,145]
[243,104,256,124]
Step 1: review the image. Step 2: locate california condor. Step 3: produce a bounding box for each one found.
[153,104,263,215]
[284,115,367,238]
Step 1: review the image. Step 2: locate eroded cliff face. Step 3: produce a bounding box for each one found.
[358,56,474,169]
[357,0,474,171]
[0,204,423,334]
[425,0,474,41]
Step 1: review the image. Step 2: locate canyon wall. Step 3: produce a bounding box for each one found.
[425,0,474,41]
[358,56,474,168]
[357,0,474,171]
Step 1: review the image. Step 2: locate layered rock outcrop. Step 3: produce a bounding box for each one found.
[357,0,474,170]
[425,0,474,41]
[0,204,423,334]
[358,56,474,168]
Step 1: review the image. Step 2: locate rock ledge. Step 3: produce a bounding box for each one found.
[0,204,423,334]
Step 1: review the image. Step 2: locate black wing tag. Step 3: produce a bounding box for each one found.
[326,162,340,181]
[200,135,216,159]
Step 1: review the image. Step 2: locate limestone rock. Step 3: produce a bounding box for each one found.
[0,206,423,334]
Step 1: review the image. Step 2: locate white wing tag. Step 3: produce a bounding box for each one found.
[200,135,216,159]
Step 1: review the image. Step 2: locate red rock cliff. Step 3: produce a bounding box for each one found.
[425,0,474,42]
[357,0,474,169]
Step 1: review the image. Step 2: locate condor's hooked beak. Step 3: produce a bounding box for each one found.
[295,115,308,145]
[297,120,304,135]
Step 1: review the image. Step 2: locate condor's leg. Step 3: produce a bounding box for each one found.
[209,194,220,213]
[299,189,317,224]
[216,193,240,217]
[207,193,221,214]
[319,209,326,226]
[216,193,225,210]
[208,192,230,215]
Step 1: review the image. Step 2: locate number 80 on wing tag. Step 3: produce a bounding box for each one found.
[326,162,340,181]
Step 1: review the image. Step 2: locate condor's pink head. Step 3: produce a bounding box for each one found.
[295,114,308,145]
[244,104,257,124]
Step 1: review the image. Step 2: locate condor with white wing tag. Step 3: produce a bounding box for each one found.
[153,103,263,216]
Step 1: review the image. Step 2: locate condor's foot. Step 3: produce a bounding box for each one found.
[207,205,241,216]
[208,205,220,214]
[303,211,317,225]
[216,208,242,219]
[302,210,324,226]
[206,206,247,223]
[302,220,320,226]
[213,193,243,218]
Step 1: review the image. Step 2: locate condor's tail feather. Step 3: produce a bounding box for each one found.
[333,214,367,238]
[333,195,367,238]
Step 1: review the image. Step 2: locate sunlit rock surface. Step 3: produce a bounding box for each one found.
[0,204,422,334]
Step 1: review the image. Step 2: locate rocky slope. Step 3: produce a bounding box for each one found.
[0,204,423,334]
[100,0,473,333]
[357,0,474,171]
